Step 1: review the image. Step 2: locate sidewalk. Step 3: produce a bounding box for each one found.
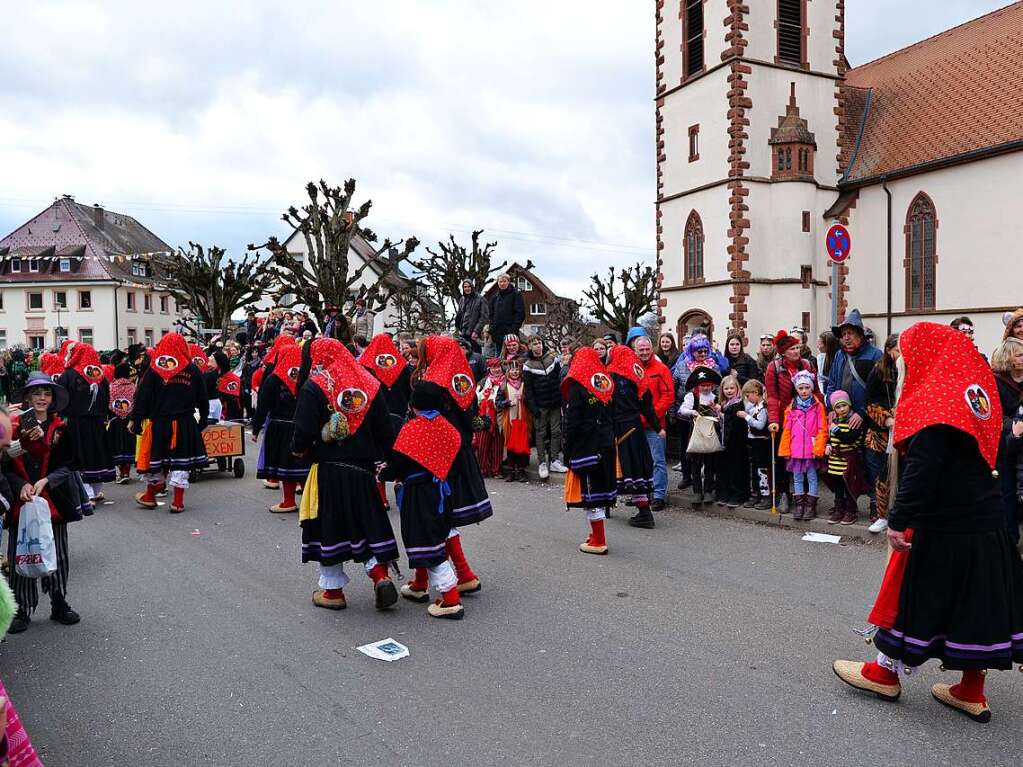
[523,461,883,543]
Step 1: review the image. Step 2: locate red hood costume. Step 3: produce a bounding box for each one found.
[102,364,115,382]
[272,344,302,396]
[359,334,408,388]
[308,338,345,371]
[263,334,297,366]
[391,413,461,481]
[65,342,106,385]
[421,336,475,410]
[606,344,647,396]
[40,352,64,381]
[150,333,191,382]
[217,371,242,398]
[561,347,614,404]
[312,345,381,435]
[109,378,136,417]
[189,344,209,371]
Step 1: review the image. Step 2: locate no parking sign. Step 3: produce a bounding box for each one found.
[826,224,851,263]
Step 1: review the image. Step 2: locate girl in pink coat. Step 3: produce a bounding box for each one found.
[778,370,827,519]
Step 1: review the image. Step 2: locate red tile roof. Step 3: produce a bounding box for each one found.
[841,1,1023,184]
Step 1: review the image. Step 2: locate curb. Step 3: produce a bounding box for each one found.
[522,464,883,544]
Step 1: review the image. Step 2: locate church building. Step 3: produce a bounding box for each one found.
[655,1,1023,353]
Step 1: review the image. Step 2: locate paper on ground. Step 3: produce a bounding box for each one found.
[802,532,842,544]
[357,638,410,662]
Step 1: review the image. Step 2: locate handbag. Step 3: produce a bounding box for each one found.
[14,497,57,579]
[686,415,722,455]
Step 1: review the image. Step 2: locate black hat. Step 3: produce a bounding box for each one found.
[685,366,722,392]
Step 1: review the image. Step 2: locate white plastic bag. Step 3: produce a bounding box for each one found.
[15,497,57,578]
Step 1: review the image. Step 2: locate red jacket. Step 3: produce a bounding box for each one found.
[765,358,818,427]
[641,356,674,430]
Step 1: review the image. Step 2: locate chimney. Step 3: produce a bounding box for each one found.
[93,204,104,230]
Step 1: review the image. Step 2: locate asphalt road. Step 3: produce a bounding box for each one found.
[3,450,1021,767]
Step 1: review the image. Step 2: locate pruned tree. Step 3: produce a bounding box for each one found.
[409,230,523,323]
[153,243,276,339]
[541,297,593,348]
[582,262,658,339]
[384,285,448,337]
[248,179,419,324]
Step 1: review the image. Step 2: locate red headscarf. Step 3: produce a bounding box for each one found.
[40,352,63,381]
[312,345,381,435]
[606,344,647,396]
[308,338,345,371]
[263,334,297,366]
[65,342,105,385]
[217,372,242,398]
[150,333,191,382]
[561,346,614,404]
[102,364,115,382]
[893,322,1002,470]
[189,343,208,371]
[421,336,475,410]
[359,334,408,388]
[272,344,302,396]
[391,413,461,480]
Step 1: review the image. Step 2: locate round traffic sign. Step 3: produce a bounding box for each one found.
[826,224,851,263]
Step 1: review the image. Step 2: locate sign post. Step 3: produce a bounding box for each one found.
[825,224,852,327]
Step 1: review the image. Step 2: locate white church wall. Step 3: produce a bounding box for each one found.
[662,69,731,192]
[743,2,840,75]
[660,185,732,290]
[704,0,732,64]
[662,281,734,344]
[660,1,683,88]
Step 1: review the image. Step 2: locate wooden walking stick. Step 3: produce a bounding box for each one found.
[770,429,778,515]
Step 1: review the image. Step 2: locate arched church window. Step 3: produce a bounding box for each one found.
[905,193,938,310]
[684,210,705,284]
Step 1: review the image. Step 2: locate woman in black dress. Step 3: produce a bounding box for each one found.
[57,342,115,501]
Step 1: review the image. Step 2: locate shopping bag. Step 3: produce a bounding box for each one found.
[15,497,57,579]
[686,415,722,455]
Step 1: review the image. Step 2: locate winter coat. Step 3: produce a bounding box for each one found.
[455,292,489,339]
[351,310,375,339]
[764,357,817,427]
[826,343,883,417]
[523,352,563,411]
[640,356,674,429]
[724,353,761,385]
[864,366,898,453]
[488,286,525,335]
[778,401,827,460]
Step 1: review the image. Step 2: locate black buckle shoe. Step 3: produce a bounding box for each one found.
[50,601,81,626]
[8,609,30,634]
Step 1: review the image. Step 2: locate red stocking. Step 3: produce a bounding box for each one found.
[445,535,478,584]
[861,661,899,686]
[282,481,297,508]
[588,519,607,547]
[368,563,389,584]
[950,670,987,704]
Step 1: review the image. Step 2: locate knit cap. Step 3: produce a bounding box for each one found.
[792,370,816,390]
[829,390,852,409]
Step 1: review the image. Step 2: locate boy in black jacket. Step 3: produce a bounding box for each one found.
[523,336,564,480]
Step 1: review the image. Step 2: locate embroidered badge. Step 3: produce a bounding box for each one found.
[375,353,397,369]
[155,354,180,372]
[590,373,612,393]
[965,384,992,420]
[337,387,368,413]
[451,373,473,397]
[82,364,105,383]
[224,380,240,394]
[287,366,299,381]
[633,363,644,380]
[112,397,132,416]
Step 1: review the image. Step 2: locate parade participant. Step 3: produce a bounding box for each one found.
[251,344,308,513]
[189,344,208,373]
[607,344,659,528]
[822,390,869,524]
[359,333,412,510]
[833,322,1023,723]
[777,370,827,521]
[255,335,299,488]
[3,373,89,633]
[495,359,531,482]
[402,336,490,596]
[206,352,242,422]
[56,342,116,501]
[129,333,209,513]
[107,364,136,484]
[291,346,399,612]
[473,358,505,478]
[562,346,616,554]
[678,367,722,506]
[39,352,63,382]
[716,374,749,509]
[381,387,467,619]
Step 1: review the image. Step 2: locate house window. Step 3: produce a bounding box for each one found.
[683,210,705,284]
[10,258,21,273]
[800,265,813,289]
[688,124,700,162]
[0,330,5,347]
[516,277,531,292]
[126,291,136,311]
[54,291,67,309]
[144,293,152,312]
[29,335,45,350]
[59,258,71,272]
[27,292,43,310]
[132,261,149,278]
[802,211,811,232]
[683,0,704,79]
[79,290,92,309]
[906,192,937,311]
[530,303,547,316]
[778,0,806,66]
[127,328,137,345]
[0,292,4,310]
[79,328,94,345]
[28,259,39,273]
[159,295,169,313]
[144,329,154,347]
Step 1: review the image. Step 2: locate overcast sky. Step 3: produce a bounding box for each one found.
[0,0,1009,301]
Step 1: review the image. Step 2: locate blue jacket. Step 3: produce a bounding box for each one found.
[826,344,882,416]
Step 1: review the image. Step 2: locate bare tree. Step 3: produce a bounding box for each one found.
[153,243,276,339]
[249,179,419,324]
[409,230,525,322]
[541,297,593,348]
[384,285,448,337]
[582,263,658,339]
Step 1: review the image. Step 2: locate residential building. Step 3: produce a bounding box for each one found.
[0,195,180,349]
[484,262,576,338]
[656,1,1023,354]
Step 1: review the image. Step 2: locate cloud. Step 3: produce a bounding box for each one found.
[0,0,1008,301]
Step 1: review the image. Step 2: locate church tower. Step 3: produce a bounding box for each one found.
[656,0,846,343]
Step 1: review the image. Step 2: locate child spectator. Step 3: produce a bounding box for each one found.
[716,374,748,508]
[824,390,868,525]
[523,336,565,479]
[678,367,722,506]
[496,360,531,482]
[473,358,505,478]
[739,379,771,509]
[778,370,827,521]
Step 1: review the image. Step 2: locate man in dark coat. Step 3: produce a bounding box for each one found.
[488,274,525,357]
[454,280,489,352]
